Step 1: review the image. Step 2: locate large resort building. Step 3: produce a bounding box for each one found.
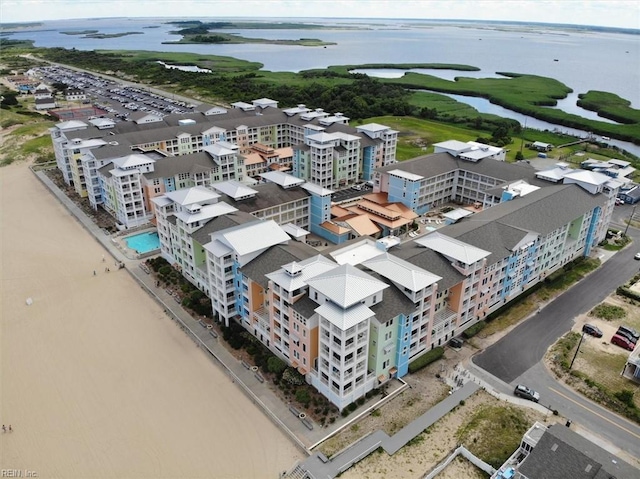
[50,99,622,410]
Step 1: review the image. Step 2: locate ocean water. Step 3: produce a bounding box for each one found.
[7,17,639,107]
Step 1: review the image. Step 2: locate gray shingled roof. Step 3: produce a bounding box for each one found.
[240,242,317,288]
[442,184,606,263]
[368,271,416,321]
[392,243,466,291]
[292,295,318,319]
[518,424,638,479]
[57,104,380,164]
[145,152,216,179]
[377,152,545,186]
[190,210,256,246]
[217,183,309,213]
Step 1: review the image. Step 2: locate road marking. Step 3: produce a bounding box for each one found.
[549,387,640,440]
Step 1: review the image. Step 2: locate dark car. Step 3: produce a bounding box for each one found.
[617,325,639,343]
[611,334,635,351]
[514,384,540,402]
[582,323,603,338]
[449,337,464,349]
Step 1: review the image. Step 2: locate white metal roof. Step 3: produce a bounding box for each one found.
[150,195,173,207]
[212,180,258,200]
[415,231,491,265]
[281,222,310,238]
[330,239,385,265]
[442,208,474,222]
[112,153,154,169]
[261,171,305,188]
[315,301,374,331]
[363,252,441,291]
[266,255,337,292]
[302,182,334,196]
[433,140,470,151]
[563,169,611,186]
[165,186,220,206]
[387,169,424,181]
[88,118,115,128]
[306,263,388,308]
[203,239,233,258]
[65,138,107,150]
[202,142,238,158]
[217,220,290,257]
[356,123,390,133]
[55,120,87,130]
[174,201,238,225]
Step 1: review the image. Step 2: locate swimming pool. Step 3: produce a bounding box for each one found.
[124,231,160,254]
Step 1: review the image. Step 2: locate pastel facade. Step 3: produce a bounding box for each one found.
[49,99,394,227]
[151,150,614,409]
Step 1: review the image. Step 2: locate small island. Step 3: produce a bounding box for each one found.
[164,20,337,46]
[61,30,99,35]
[61,30,143,39]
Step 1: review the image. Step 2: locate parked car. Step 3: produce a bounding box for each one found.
[514,384,540,403]
[449,337,464,349]
[634,252,640,260]
[616,326,639,344]
[611,334,635,351]
[582,323,603,338]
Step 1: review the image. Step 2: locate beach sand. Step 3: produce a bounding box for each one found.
[0,162,303,478]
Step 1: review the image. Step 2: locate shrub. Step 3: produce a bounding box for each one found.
[282,367,305,386]
[459,400,466,406]
[614,389,635,408]
[462,321,486,339]
[267,356,287,376]
[347,402,358,412]
[295,389,311,407]
[341,409,350,417]
[589,304,626,321]
[357,397,365,406]
[408,347,445,373]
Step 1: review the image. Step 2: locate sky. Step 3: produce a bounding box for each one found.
[1,0,639,29]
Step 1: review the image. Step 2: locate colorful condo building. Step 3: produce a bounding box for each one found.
[150,148,618,409]
[49,98,398,228]
[49,97,621,409]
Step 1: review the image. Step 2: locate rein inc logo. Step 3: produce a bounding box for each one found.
[1,471,37,478]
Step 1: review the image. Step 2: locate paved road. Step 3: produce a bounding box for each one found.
[474,224,640,383]
[515,363,640,460]
[472,212,640,460]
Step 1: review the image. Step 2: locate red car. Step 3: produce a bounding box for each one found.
[611,334,635,351]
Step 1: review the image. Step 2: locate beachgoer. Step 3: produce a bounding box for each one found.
[93,270,96,276]
[2,425,5,433]
[8,425,12,432]
[102,255,105,262]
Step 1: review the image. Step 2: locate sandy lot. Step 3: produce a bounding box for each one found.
[0,162,302,478]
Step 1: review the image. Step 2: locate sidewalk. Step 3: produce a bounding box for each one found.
[31,168,327,451]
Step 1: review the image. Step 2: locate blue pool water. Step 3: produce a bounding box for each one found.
[125,231,160,254]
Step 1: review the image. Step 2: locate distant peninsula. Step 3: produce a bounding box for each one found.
[60,30,143,39]
[163,20,343,46]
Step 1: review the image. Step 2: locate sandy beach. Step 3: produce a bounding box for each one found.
[0,162,303,478]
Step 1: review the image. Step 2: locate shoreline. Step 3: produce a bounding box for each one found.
[0,160,303,477]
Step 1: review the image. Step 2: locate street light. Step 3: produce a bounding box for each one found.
[569,332,585,369]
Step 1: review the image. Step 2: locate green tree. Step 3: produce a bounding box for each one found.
[267,356,287,376]
[295,389,311,407]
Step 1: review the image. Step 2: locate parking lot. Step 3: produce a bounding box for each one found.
[36,66,196,120]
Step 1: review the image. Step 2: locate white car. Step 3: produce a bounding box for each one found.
[634,253,640,260]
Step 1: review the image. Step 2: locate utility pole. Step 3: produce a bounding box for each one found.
[569,332,585,369]
[519,118,527,154]
[623,204,637,237]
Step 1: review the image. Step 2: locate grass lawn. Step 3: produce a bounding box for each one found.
[456,404,532,469]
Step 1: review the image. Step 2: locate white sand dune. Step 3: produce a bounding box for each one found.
[0,162,302,478]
